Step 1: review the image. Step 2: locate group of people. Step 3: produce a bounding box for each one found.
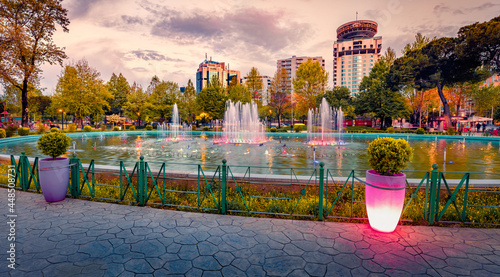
[475,122,488,133]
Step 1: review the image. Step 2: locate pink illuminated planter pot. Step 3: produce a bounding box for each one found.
[38,158,69,202]
[365,170,406,233]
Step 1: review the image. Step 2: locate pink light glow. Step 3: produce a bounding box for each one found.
[365,170,406,233]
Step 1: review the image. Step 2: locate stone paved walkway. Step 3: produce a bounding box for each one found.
[1,189,499,276]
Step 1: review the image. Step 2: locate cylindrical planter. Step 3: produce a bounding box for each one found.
[365,170,406,233]
[38,158,69,202]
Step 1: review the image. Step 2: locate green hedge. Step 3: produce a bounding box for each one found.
[18,127,30,136]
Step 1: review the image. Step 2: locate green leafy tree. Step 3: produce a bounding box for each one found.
[269,68,290,128]
[196,86,227,120]
[208,75,224,94]
[471,84,500,117]
[52,59,112,128]
[292,60,329,116]
[124,83,149,126]
[182,79,197,122]
[106,73,130,115]
[246,67,263,101]
[228,84,252,104]
[148,80,181,123]
[321,87,355,119]
[356,59,408,128]
[0,0,70,127]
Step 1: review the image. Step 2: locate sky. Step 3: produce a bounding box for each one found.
[38,0,500,94]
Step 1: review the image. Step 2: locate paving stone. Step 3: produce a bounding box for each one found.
[221,233,257,249]
[178,244,200,260]
[263,256,305,276]
[131,240,165,257]
[193,256,222,271]
[214,251,234,266]
[198,241,219,255]
[304,263,326,276]
[163,260,192,274]
[104,263,125,277]
[78,240,113,258]
[220,265,244,277]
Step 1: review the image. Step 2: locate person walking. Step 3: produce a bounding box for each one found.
[482,122,487,132]
[476,122,481,132]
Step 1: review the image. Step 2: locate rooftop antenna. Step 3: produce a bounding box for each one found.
[205,53,207,60]
[356,11,358,20]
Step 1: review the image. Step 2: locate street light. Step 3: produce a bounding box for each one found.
[58,109,64,131]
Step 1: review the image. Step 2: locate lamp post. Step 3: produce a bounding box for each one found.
[58,109,64,131]
[268,109,272,127]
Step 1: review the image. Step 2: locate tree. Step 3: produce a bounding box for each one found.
[292,60,329,117]
[384,47,397,65]
[124,83,149,126]
[269,68,290,128]
[52,59,112,128]
[146,75,161,95]
[321,87,356,119]
[196,86,227,120]
[0,0,70,127]
[106,73,130,115]
[356,59,408,128]
[148,80,181,123]
[228,84,251,104]
[182,79,197,122]
[208,75,224,94]
[246,67,263,101]
[471,84,500,117]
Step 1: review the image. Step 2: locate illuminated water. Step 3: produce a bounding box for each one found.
[2,133,499,178]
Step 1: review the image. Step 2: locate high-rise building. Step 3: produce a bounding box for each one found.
[276,56,325,91]
[196,56,241,93]
[333,20,382,95]
[483,74,500,87]
[242,75,273,105]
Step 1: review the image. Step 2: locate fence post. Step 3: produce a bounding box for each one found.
[70,155,80,197]
[20,152,29,190]
[138,156,146,206]
[318,162,325,221]
[428,164,439,225]
[221,159,227,215]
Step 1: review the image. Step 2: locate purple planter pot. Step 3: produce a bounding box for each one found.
[365,170,406,233]
[38,157,69,202]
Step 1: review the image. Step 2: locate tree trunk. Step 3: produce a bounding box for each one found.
[278,113,281,128]
[436,82,452,129]
[21,78,29,127]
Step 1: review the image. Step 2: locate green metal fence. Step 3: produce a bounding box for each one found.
[1,153,499,226]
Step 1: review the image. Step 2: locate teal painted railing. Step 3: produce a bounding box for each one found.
[2,154,499,226]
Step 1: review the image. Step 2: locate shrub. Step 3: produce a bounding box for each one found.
[0,129,5,138]
[386,127,395,133]
[128,125,136,131]
[367,137,413,175]
[36,123,46,134]
[18,127,30,136]
[446,128,456,135]
[83,125,92,132]
[146,125,153,130]
[37,132,71,159]
[50,127,59,132]
[191,125,197,130]
[270,127,277,132]
[100,125,107,131]
[202,126,210,131]
[113,126,120,131]
[68,123,77,132]
[416,128,425,134]
[361,129,367,133]
[6,125,18,137]
[294,124,304,133]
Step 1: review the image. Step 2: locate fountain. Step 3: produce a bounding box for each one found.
[306,98,344,146]
[165,103,192,142]
[216,100,266,144]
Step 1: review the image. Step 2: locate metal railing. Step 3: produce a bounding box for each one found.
[1,153,499,226]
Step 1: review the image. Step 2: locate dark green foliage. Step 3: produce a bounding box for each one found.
[202,126,210,131]
[368,137,413,175]
[355,59,408,128]
[386,127,395,133]
[6,124,18,137]
[146,125,153,130]
[416,128,425,134]
[50,127,59,132]
[18,127,29,136]
[197,87,227,120]
[128,125,136,131]
[37,132,71,159]
[446,128,456,135]
[83,125,92,132]
[270,127,277,132]
[113,126,119,131]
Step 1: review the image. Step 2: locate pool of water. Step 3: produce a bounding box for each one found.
[1,132,499,178]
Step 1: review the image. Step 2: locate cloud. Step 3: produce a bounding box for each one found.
[433,2,499,16]
[125,50,184,62]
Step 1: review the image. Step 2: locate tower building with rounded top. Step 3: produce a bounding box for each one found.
[333,19,382,95]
